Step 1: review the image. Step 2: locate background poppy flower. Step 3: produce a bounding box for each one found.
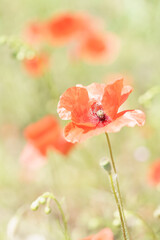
[24,115,74,156]
[73,31,120,64]
[81,228,114,240]
[23,54,49,77]
[20,116,74,180]
[58,78,145,143]
[44,12,97,45]
[19,143,46,181]
[24,22,44,46]
[148,160,160,186]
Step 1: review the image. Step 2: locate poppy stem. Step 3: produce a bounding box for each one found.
[105,132,130,240]
[49,194,71,240]
[109,173,128,240]
[40,192,71,240]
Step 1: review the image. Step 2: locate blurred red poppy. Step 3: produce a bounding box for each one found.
[81,228,114,240]
[58,78,145,143]
[24,22,44,45]
[24,115,74,156]
[20,143,46,181]
[23,54,48,77]
[73,31,120,64]
[44,12,97,45]
[148,160,160,186]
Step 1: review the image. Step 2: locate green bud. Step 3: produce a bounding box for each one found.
[38,197,46,205]
[45,206,51,214]
[16,50,25,60]
[100,158,111,174]
[42,192,51,198]
[31,201,39,211]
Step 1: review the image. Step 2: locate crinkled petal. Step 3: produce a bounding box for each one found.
[120,85,133,106]
[86,82,105,101]
[102,78,123,119]
[64,110,145,143]
[64,122,96,143]
[64,121,109,143]
[58,86,90,122]
[105,110,145,132]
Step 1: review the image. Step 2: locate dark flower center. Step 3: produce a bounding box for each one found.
[90,102,112,127]
[96,109,106,121]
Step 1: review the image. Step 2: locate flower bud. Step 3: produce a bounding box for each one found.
[38,197,46,205]
[31,201,39,211]
[45,206,51,214]
[42,192,51,198]
[100,158,111,174]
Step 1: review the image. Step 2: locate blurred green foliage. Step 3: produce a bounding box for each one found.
[0,0,160,240]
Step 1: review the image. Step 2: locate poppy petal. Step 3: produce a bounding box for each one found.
[94,228,114,240]
[75,32,120,64]
[64,121,108,143]
[24,116,61,155]
[102,78,123,119]
[64,110,145,143]
[64,122,84,143]
[53,132,75,155]
[148,160,160,186]
[45,12,89,45]
[24,22,44,46]
[80,228,114,240]
[58,86,90,121]
[120,85,133,106]
[24,116,60,139]
[23,54,48,77]
[86,82,105,101]
[105,110,145,133]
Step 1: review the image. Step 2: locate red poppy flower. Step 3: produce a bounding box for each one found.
[24,22,44,45]
[57,78,145,143]
[73,31,120,64]
[23,54,49,77]
[24,115,74,156]
[81,228,114,240]
[44,12,96,45]
[148,160,160,186]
